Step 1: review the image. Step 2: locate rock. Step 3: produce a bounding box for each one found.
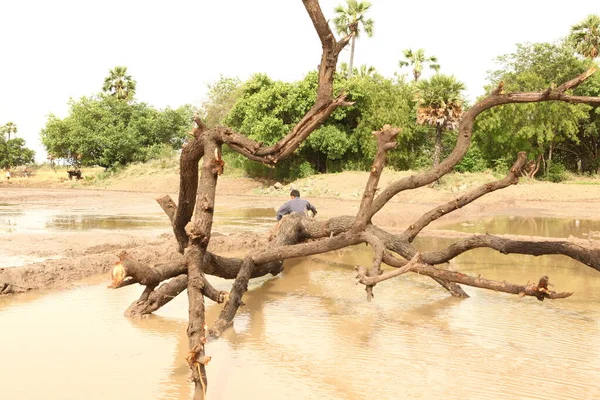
[274,182,283,190]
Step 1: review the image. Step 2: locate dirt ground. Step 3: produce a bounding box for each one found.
[2,172,600,295]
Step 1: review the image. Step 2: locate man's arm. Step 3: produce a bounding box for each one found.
[276,201,291,221]
[307,202,317,216]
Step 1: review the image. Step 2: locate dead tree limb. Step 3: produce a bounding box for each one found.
[424,235,600,272]
[357,252,572,301]
[401,152,528,242]
[411,266,573,301]
[355,125,400,230]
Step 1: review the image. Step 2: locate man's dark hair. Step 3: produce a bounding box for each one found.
[290,189,300,198]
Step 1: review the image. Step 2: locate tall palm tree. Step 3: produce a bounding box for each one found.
[1,122,17,140]
[333,0,374,78]
[102,66,137,100]
[569,14,600,59]
[415,74,465,167]
[399,49,440,82]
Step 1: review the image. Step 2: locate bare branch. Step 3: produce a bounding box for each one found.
[413,266,573,300]
[401,152,527,242]
[156,195,177,224]
[423,235,600,272]
[357,252,422,286]
[358,232,386,300]
[355,125,399,229]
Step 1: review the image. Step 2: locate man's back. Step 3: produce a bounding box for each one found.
[276,197,317,221]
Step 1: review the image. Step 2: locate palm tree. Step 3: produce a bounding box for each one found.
[1,122,17,140]
[415,74,465,167]
[102,66,137,100]
[398,49,440,82]
[569,14,600,59]
[333,0,374,78]
[357,64,377,78]
[338,62,377,78]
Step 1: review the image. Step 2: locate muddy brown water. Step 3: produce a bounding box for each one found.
[440,215,600,240]
[0,207,275,234]
[1,217,600,399]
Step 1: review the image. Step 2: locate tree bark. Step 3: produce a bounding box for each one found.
[433,123,443,167]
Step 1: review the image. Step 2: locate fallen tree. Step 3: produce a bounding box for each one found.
[108,1,600,398]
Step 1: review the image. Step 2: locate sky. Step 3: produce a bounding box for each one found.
[1,0,598,162]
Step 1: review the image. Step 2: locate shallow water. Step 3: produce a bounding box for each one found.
[440,215,600,240]
[2,237,600,399]
[0,207,276,234]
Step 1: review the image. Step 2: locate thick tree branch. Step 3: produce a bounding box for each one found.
[401,152,527,242]
[358,232,386,300]
[357,252,422,286]
[156,195,177,223]
[423,235,600,272]
[355,125,399,230]
[412,266,573,300]
[173,134,205,253]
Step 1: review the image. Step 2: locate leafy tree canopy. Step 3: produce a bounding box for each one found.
[40,94,193,168]
[0,123,34,169]
[474,40,600,173]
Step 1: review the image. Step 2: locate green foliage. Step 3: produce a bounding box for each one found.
[454,144,488,173]
[0,137,35,169]
[292,161,315,179]
[475,40,600,175]
[0,123,35,169]
[224,70,416,177]
[200,76,242,127]
[40,94,193,168]
[543,162,568,182]
[306,125,351,160]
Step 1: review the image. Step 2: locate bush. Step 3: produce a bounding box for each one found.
[454,145,488,173]
[543,162,568,183]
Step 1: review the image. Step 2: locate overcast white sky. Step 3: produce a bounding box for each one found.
[1,0,598,162]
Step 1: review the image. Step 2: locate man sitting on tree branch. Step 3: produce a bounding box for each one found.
[276,189,318,221]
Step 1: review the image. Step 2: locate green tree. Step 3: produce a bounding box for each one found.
[224,70,417,177]
[398,49,440,82]
[0,122,17,140]
[569,14,600,59]
[41,94,193,168]
[200,76,242,127]
[333,0,374,78]
[0,123,34,169]
[102,66,137,100]
[475,41,596,175]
